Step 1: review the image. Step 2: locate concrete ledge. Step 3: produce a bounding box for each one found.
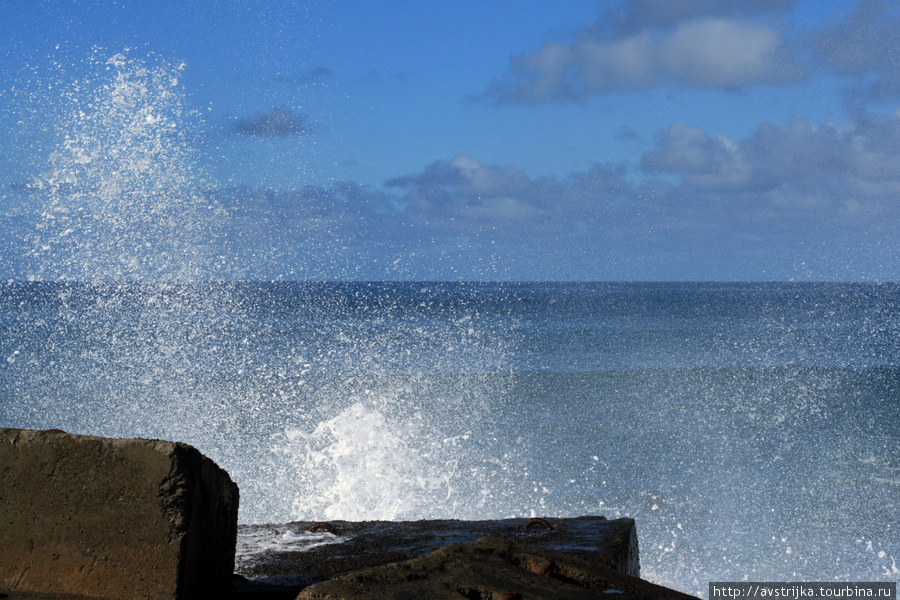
[294,535,698,600]
[237,516,638,582]
[0,428,239,600]
[232,517,701,599]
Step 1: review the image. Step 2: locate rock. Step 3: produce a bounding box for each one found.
[0,427,239,600]
[293,536,698,600]
[237,516,638,584]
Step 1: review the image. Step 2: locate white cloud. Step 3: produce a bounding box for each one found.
[575,32,657,91]
[484,6,803,103]
[660,18,795,88]
[386,154,545,220]
[482,0,900,105]
[641,113,900,217]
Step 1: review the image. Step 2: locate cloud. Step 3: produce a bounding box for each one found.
[656,19,800,88]
[220,154,638,255]
[384,154,645,230]
[615,126,644,143]
[385,155,553,225]
[346,115,900,278]
[811,0,900,104]
[482,0,900,107]
[208,156,649,279]
[640,112,900,216]
[272,66,332,85]
[627,111,900,280]
[211,137,900,280]
[231,106,312,137]
[388,155,533,199]
[24,130,889,282]
[482,1,804,103]
[602,0,800,34]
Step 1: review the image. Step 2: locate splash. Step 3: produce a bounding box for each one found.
[7,50,249,477]
[27,50,223,282]
[10,53,520,526]
[281,402,462,521]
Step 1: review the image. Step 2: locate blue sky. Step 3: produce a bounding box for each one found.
[1,0,899,281]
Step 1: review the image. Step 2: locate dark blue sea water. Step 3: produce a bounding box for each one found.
[1,281,898,595]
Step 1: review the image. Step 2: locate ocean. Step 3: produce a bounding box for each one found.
[2,51,897,598]
[0,280,897,596]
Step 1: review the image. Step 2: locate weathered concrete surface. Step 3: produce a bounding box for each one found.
[0,427,239,600]
[237,516,638,583]
[294,536,698,600]
[232,517,697,599]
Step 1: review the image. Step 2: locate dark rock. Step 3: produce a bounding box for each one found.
[308,522,341,535]
[0,427,238,599]
[233,516,694,598]
[293,536,699,600]
[236,516,638,584]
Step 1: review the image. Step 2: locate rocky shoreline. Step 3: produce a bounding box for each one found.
[1,428,698,599]
[232,517,699,600]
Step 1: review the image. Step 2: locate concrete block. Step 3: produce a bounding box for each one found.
[0,428,238,599]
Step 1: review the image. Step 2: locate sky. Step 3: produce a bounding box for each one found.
[1,0,900,281]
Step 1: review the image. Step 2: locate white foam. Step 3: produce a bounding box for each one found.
[279,402,465,521]
[235,525,342,568]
